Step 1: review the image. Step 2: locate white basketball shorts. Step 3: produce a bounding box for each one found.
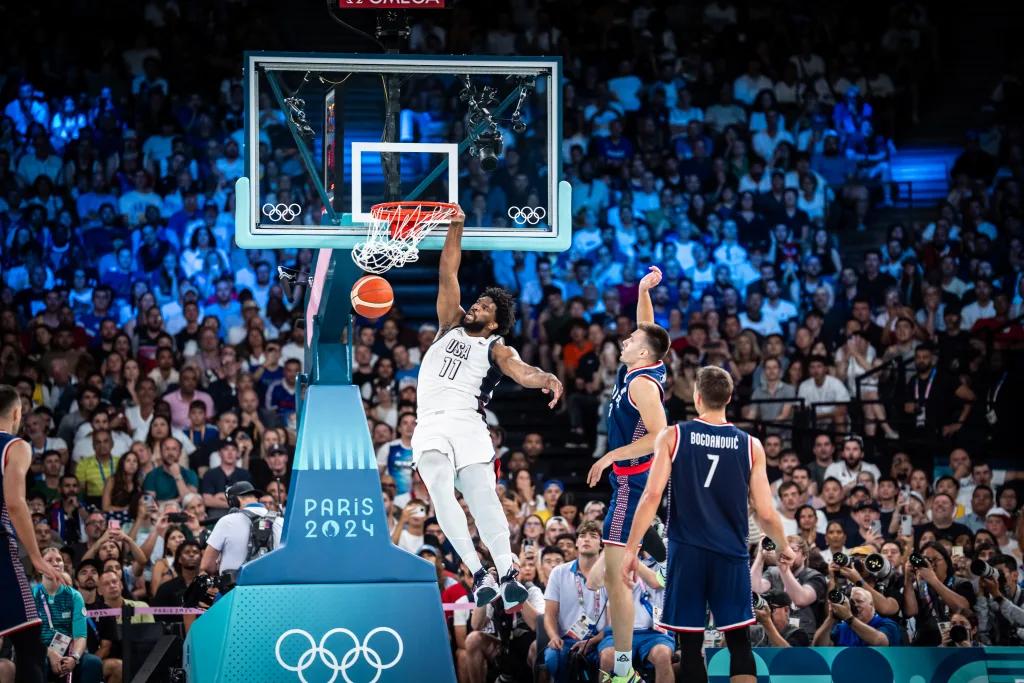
[411,409,495,471]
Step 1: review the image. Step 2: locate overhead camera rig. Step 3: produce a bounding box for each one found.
[460,74,536,172]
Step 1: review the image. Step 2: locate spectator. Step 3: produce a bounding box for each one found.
[199,436,252,510]
[823,437,881,490]
[265,358,301,424]
[95,570,154,681]
[916,493,971,545]
[142,437,198,502]
[76,429,119,507]
[33,547,102,683]
[797,355,850,427]
[162,366,213,430]
[542,521,605,682]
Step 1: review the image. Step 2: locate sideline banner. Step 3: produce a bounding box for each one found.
[706,646,1024,682]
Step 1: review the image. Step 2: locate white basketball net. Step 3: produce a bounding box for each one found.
[351,202,459,274]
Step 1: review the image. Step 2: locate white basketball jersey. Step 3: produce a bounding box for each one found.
[417,326,503,415]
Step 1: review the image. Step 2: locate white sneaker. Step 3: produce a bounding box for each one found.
[473,567,499,607]
[499,566,528,613]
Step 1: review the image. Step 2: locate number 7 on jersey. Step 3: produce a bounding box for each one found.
[704,454,720,488]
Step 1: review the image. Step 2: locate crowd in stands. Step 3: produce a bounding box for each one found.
[1,0,1023,681]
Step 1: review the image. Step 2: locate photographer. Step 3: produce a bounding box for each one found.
[903,542,975,645]
[752,535,827,640]
[976,555,1024,645]
[199,481,282,581]
[752,592,811,647]
[812,586,900,646]
[831,549,902,619]
[941,610,980,647]
[461,566,543,683]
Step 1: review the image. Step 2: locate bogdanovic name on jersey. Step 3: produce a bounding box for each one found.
[688,432,740,450]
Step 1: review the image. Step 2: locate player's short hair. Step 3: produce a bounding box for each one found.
[0,385,18,417]
[638,322,670,360]
[576,520,603,538]
[481,286,516,336]
[695,366,733,410]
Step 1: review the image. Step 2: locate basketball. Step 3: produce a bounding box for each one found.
[351,275,393,319]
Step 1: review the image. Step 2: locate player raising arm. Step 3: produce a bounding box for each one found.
[412,209,562,613]
[621,367,792,683]
[584,265,669,683]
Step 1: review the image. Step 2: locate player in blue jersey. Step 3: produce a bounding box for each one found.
[586,266,670,683]
[1,384,68,683]
[621,367,793,683]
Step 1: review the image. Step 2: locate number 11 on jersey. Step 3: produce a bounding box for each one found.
[704,454,719,488]
[439,356,462,380]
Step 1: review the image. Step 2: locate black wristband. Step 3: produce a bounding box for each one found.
[844,616,855,625]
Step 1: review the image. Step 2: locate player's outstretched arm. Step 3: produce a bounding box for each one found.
[587,378,666,487]
[749,436,791,557]
[492,344,563,408]
[4,441,67,585]
[437,208,467,331]
[636,266,662,326]
[621,426,675,585]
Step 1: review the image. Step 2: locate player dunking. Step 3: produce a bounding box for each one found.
[412,209,563,612]
[586,265,669,683]
[1,384,67,683]
[621,367,793,683]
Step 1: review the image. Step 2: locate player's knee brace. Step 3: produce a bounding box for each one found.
[9,624,46,683]
[677,631,708,683]
[724,626,755,677]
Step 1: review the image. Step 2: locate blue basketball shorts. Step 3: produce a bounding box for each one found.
[602,468,649,546]
[657,539,754,633]
[0,532,40,636]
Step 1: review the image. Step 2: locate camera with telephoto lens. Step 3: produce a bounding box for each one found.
[752,592,768,610]
[182,573,234,607]
[864,553,893,580]
[909,552,929,569]
[971,559,998,579]
[949,624,969,644]
[761,537,776,552]
[828,588,847,604]
[832,552,851,568]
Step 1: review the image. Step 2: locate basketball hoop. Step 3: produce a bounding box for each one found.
[351,201,460,274]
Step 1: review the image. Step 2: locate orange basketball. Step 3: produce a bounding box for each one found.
[351,275,393,319]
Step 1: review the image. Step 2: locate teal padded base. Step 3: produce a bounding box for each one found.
[185,583,456,682]
[183,380,455,683]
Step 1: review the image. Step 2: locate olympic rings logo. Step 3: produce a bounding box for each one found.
[507,205,546,225]
[275,627,403,683]
[262,203,303,222]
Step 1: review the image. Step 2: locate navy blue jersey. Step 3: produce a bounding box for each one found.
[667,419,752,560]
[1,431,25,535]
[606,362,666,471]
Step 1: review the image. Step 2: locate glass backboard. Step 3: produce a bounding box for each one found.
[235,52,570,252]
